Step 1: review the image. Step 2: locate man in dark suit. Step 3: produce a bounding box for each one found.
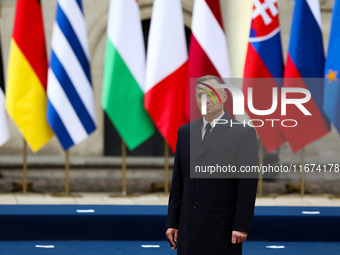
[166,75,258,255]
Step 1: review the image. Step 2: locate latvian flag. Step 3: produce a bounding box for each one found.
[243,0,286,153]
[6,0,53,152]
[144,0,188,152]
[281,0,330,152]
[185,0,233,121]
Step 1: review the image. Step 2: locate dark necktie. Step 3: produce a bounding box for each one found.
[202,123,212,144]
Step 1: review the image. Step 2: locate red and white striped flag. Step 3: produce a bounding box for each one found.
[186,0,233,121]
[144,0,188,152]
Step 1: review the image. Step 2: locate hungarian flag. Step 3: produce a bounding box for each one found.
[185,0,233,121]
[243,0,286,153]
[6,0,53,152]
[144,0,188,152]
[0,35,9,147]
[323,0,340,134]
[102,0,154,151]
[281,0,330,152]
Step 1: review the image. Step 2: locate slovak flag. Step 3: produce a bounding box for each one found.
[243,0,286,153]
[281,0,330,152]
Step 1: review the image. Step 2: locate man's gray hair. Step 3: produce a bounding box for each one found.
[196,75,225,92]
[197,75,223,84]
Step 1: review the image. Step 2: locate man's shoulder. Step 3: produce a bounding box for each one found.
[177,123,190,135]
[177,116,256,134]
[228,118,256,135]
[178,118,201,133]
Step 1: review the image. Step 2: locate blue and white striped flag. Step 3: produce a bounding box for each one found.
[47,0,97,151]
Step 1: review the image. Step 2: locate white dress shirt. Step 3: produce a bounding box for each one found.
[201,110,225,140]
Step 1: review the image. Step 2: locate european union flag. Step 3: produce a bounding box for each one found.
[324,0,340,134]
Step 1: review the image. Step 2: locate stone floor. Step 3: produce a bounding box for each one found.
[0,192,340,206]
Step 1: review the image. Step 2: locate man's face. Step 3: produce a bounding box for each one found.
[195,79,227,115]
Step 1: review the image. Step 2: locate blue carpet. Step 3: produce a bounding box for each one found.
[245,241,340,255]
[0,205,167,241]
[0,241,339,255]
[1,205,340,242]
[250,206,340,242]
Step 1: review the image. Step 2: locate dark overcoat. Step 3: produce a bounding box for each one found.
[166,111,258,255]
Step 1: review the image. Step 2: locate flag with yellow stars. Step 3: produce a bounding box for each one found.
[324,0,340,134]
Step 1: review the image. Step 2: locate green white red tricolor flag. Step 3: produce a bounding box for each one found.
[102,0,154,150]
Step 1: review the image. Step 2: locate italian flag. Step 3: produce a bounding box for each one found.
[144,0,189,152]
[102,0,154,150]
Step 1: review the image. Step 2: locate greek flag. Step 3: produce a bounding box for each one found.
[47,0,97,150]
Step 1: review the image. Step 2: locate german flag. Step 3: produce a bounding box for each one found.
[6,0,53,152]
